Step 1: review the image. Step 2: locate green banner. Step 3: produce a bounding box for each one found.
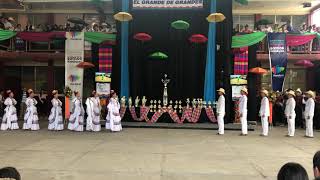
[0,30,17,41]
[232,32,266,48]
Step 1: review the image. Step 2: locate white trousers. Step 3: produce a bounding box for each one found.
[240,112,248,135]
[217,115,224,135]
[305,115,314,137]
[261,116,269,136]
[287,115,296,137]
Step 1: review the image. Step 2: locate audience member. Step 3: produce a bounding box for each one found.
[277,162,309,180]
[313,151,320,178]
[0,167,21,180]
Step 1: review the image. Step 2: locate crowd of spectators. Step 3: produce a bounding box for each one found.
[234,21,320,35]
[0,16,116,33]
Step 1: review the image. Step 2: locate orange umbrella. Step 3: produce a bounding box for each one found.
[249,67,268,75]
[76,62,95,69]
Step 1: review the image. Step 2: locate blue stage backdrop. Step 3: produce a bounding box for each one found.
[120,0,130,97]
[204,0,216,102]
[267,33,288,92]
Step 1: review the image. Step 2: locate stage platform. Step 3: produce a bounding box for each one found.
[121,121,256,131]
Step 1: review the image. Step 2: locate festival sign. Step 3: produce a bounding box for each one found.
[133,0,203,9]
[65,32,84,97]
[267,33,288,92]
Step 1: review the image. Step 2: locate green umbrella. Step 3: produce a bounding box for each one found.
[149,52,168,59]
[171,20,190,30]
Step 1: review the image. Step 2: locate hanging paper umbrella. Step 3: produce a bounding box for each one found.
[249,67,268,75]
[206,13,226,23]
[67,17,86,25]
[294,60,314,68]
[114,12,133,22]
[149,52,168,59]
[77,62,95,69]
[171,20,190,30]
[189,34,208,44]
[134,33,152,42]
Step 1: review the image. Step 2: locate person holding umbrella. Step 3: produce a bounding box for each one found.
[303,90,315,138]
[259,89,270,136]
[285,90,296,137]
[239,87,248,136]
[216,88,225,135]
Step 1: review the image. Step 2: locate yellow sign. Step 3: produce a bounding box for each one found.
[95,72,111,83]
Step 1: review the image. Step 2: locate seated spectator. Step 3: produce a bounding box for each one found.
[58,25,64,31]
[281,24,289,33]
[0,167,21,180]
[241,24,252,34]
[300,23,308,33]
[274,24,280,32]
[2,18,13,30]
[92,23,99,32]
[14,24,23,32]
[65,23,71,31]
[286,21,294,32]
[277,162,309,180]
[314,151,320,178]
[52,24,59,31]
[0,22,4,30]
[35,24,43,32]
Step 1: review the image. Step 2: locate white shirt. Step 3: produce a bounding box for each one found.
[216,95,225,115]
[285,97,296,117]
[303,98,315,117]
[239,95,248,114]
[259,97,270,117]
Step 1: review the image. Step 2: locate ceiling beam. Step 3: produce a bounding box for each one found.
[23,0,111,2]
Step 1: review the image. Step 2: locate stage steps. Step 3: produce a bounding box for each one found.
[121,122,256,131]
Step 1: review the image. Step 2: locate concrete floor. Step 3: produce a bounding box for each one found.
[0,126,319,180]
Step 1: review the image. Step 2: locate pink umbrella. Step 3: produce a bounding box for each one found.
[294,60,314,68]
[189,34,208,44]
[134,33,152,42]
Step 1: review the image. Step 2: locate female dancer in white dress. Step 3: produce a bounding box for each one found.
[0,90,19,130]
[48,90,64,131]
[106,91,122,132]
[23,89,40,130]
[68,91,84,132]
[85,90,101,132]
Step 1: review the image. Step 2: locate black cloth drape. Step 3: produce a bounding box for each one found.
[216,0,233,123]
[112,0,234,123]
[248,44,258,122]
[127,6,210,100]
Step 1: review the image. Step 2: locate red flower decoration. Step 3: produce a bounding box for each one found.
[189,34,208,44]
[134,33,152,42]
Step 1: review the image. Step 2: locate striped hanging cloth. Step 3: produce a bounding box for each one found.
[233,47,248,75]
[98,45,113,74]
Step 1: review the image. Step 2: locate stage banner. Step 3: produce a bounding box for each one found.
[132,0,203,9]
[267,33,288,92]
[65,32,84,98]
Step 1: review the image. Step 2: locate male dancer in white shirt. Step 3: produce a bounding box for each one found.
[259,89,270,136]
[285,90,296,137]
[239,87,248,136]
[216,88,225,135]
[303,90,315,138]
